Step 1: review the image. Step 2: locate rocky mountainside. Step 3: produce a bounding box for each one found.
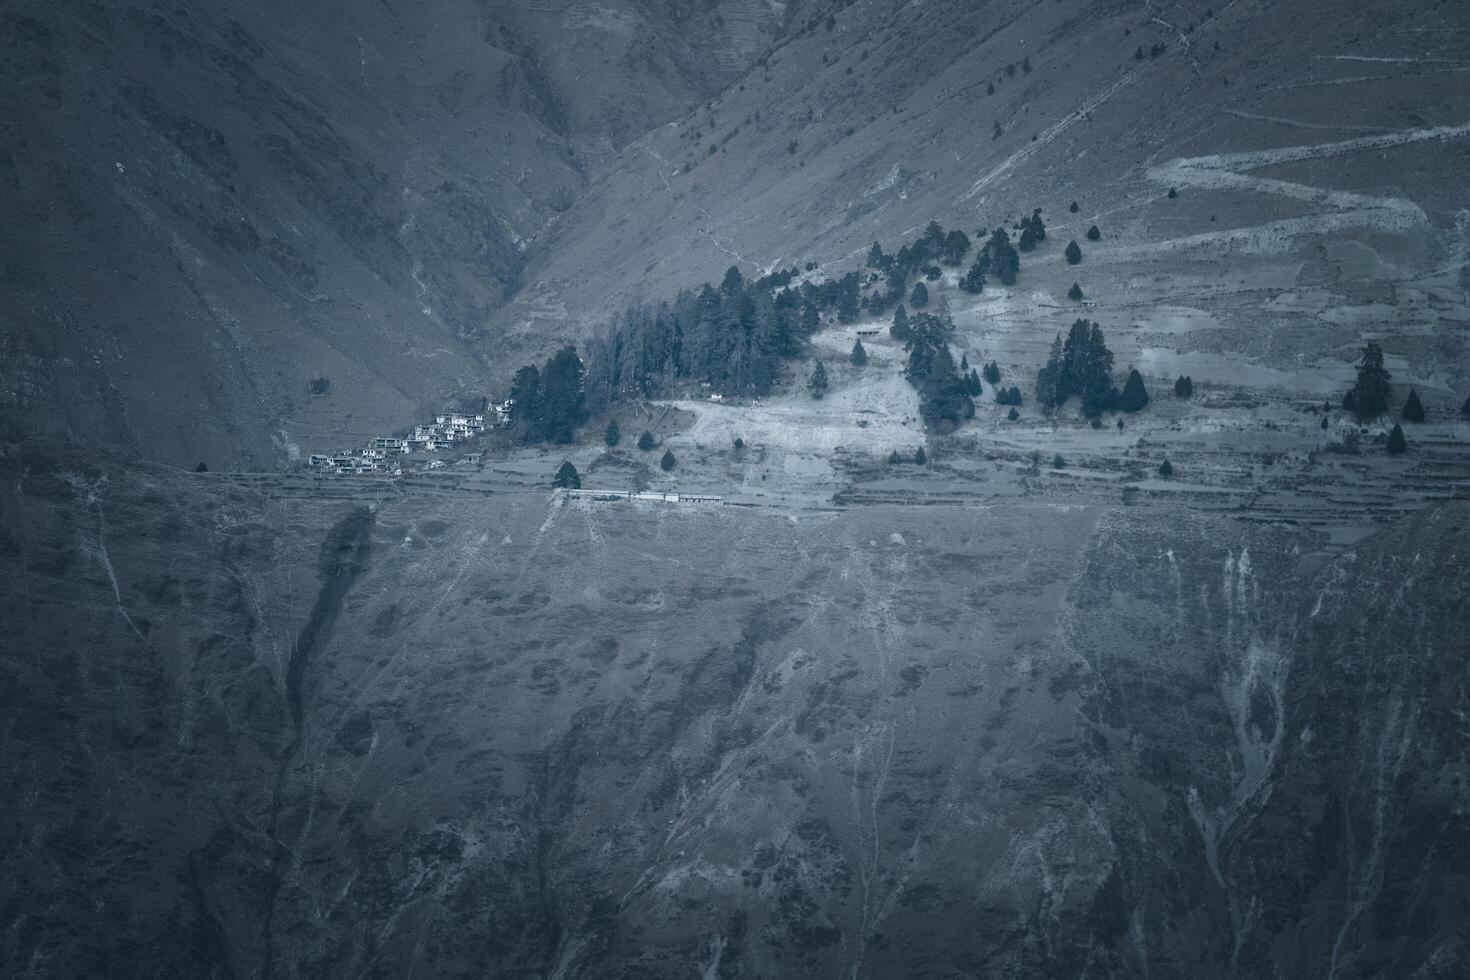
[0,0,794,468]
[3,444,1466,977]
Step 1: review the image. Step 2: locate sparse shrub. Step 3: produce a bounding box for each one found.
[1086,224,1101,241]
[1091,416,1104,429]
[1068,282,1083,301]
[554,461,581,488]
[1158,458,1173,479]
[914,446,927,465]
[604,420,621,447]
[1402,388,1425,423]
[1065,240,1082,265]
[1386,423,1407,455]
[660,448,677,471]
[1022,55,1032,73]
[638,430,656,451]
[1135,45,1145,61]
[733,436,745,449]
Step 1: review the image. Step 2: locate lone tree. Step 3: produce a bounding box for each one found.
[1462,394,1470,419]
[1068,282,1083,301]
[910,281,929,308]
[637,430,656,451]
[1174,375,1194,398]
[1065,240,1083,265]
[660,448,677,471]
[1167,187,1178,199]
[1069,201,1080,213]
[1386,423,1407,455]
[850,338,868,366]
[1086,224,1101,241]
[1158,458,1174,479]
[1007,407,1020,420]
[554,461,581,489]
[808,360,829,399]
[1052,454,1066,469]
[604,419,621,447]
[1402,388,1426,423]
[1119,368,1150,412]
[914,446,928,465]
[1343,341,1391,418]
[889,449,903,464]
[194,462,208,473]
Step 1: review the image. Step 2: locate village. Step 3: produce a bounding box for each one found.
[305,401,511,475]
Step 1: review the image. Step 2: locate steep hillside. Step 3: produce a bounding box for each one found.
[0,0,793,467]
[508,0,1470,402]
[3,443,1466,977]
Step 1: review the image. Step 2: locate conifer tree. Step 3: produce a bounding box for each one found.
[1119,368,1150,412]
[661,448,677,470]
[891,304,911,341]
[1158,458,1173,479]
[850,339,868,366]
[638,430,656,451]
[554,461,581,488]
[1065,240,1083,265]
[914,446,927,464]
[1069,201,1080,213]
[1086,224,1101,241]
[889,449,903,464]
[604,420,621,447]
[1386,423,1407,455]
[1174,375,1193,399]
[910,281,929,308]
[1344,341,1391,418]
[808,361,829,399]
[1068,282,1083,301]
[983,361,1001,385]
[1167,187,1178,199]
[1462,394,1470,419]
[1402,388,1425,423]
[959,262,986,294]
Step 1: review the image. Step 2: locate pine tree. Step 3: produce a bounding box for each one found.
[1386,423,1407,455]
[891,304,911,341]
[910,281,929,308]
[1174,375,1193,399]
[510,365,543,442]
[1052,454,1066,469]
[960,353,970,371]
[850,339,868,366]
[1167,187,1178,199]
[1402,388,1425,423]
[1007,407,1020,420]
[959,262,986,294]
[604,419,621,447]
[194,462,208,472]
[914,446,927,465]
[867,242,885,268]
[808,361,829,399]
[1086,224,1101,241]
[554,461,581,488]
[967,369,983,395]
[1069,201,1080,213]
[889,449,902,464]
[721,265,744,293]
[1158,458,1173,479]
[638,430,656,451]
[1119,368,1149,412]
[661,448,677,471]
[1068,282,1083,301]
[983,360,1001,385]
[1344,341,1391,418]
[1462,394,1470,419]
[538,345,588,444]
[1065,240,1082,265]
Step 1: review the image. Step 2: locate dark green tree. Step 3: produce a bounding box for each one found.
[1167,187,1178,199]
[959,262,986,294]
[194,462,208,473]
[1343,341,1391,418]
[660,448,677,471]
[638,430,656,451]
[850,339,868,366]
[1386,423,1406,455]
[942,229,972,265]
[1069,201,1080,213]
[866,242,886,268]
[1158,458,1173,479]
[983,360,1002,385]
[914,446,927,465]
[808,360,829,399]
[604,419,621,447]
[1462,394,1470,419]
[1119,368,1150,412]
[554,461,581,488]
[538,345,588,444]
[721,265,744,293]
[985,228,1020,285]
[1068,282,1083,301]
[1064,239,1082,265]
[1007,407,1020,420]
[510,365,543,441]
[889,449,903,464]
[1402,388,1425,423]
[1086,224,1101,241]
[1052,454,1066,469]
[1174,375,1194,398]
[890,303,911,341]
[910,281,929,308]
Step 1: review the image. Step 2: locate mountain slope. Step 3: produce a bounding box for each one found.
[0,0,794,467]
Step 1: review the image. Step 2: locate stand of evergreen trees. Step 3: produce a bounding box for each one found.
[1343,342,1391,419]
[510,345,588,444]
[903,309,975,432]
[1034,319,1119,416]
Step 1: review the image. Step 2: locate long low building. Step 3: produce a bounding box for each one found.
[562,489,723,504]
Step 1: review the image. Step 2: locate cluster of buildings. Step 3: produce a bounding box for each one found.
[307,404,510,475]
